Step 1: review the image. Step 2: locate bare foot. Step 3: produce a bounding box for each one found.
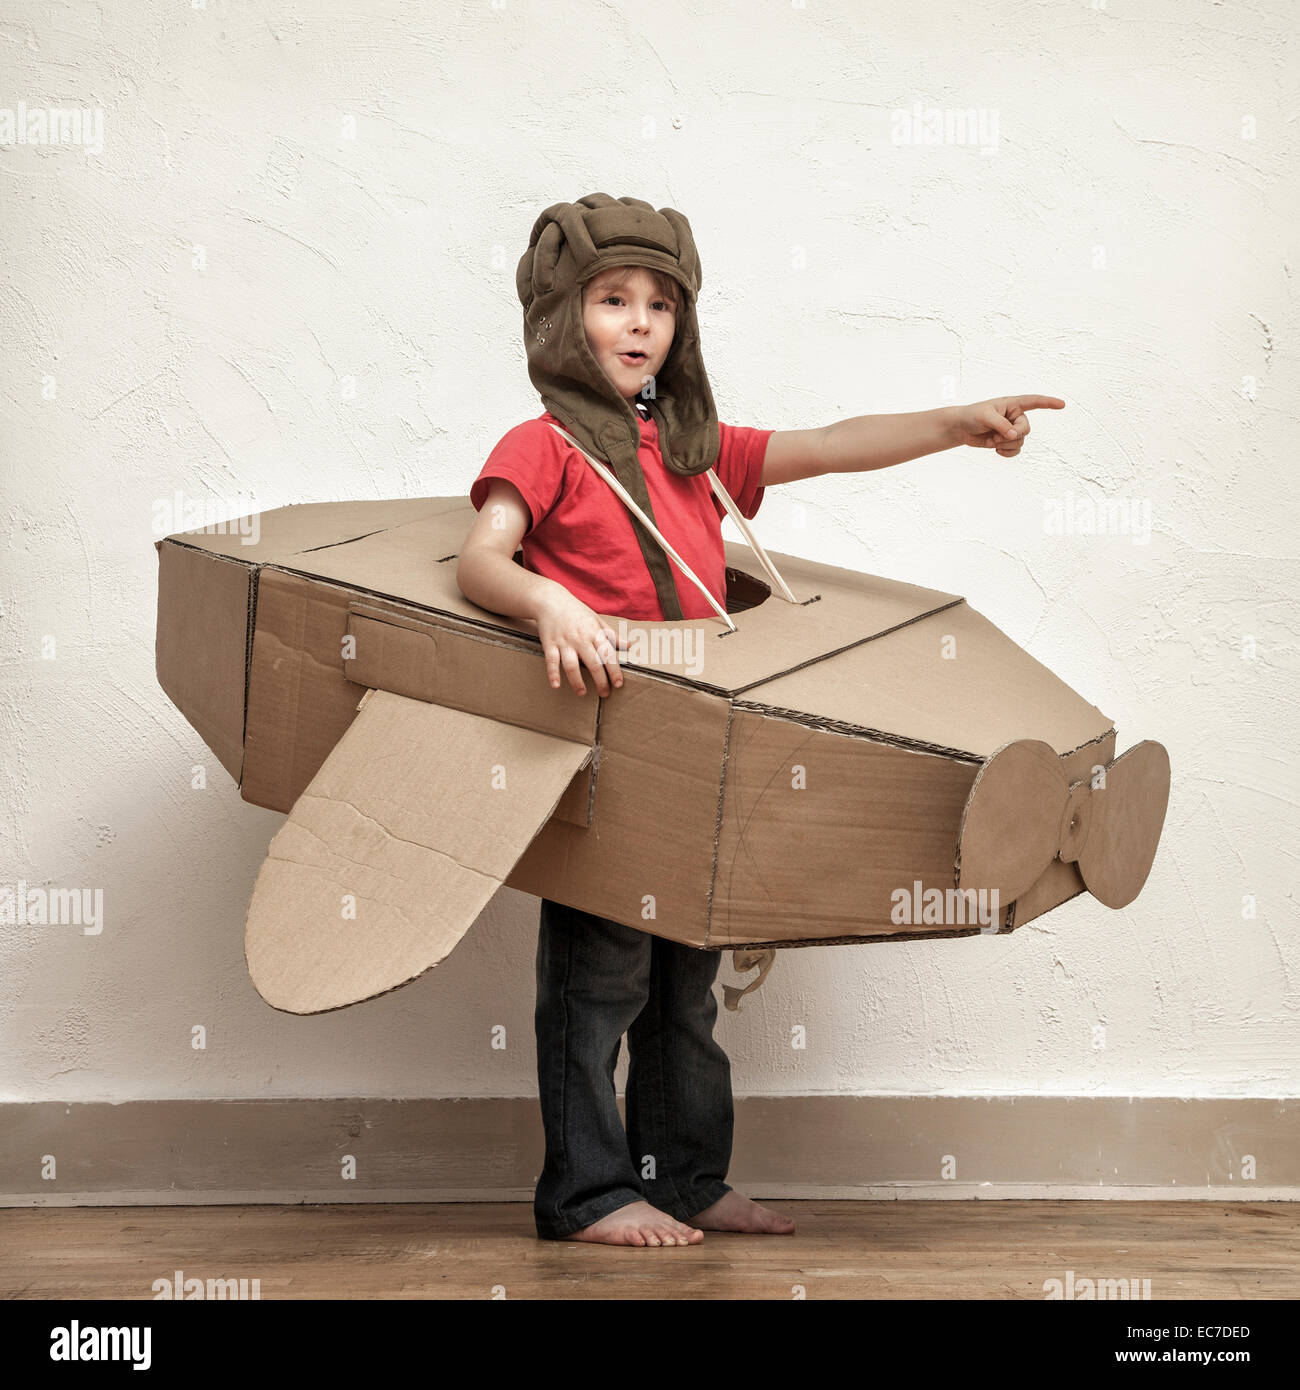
[564,1200,704,1247]
[689,1191,796,1234]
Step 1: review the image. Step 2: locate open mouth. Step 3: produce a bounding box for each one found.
[618,351,648,365]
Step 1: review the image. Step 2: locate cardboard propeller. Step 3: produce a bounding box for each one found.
[957,738,1171,909]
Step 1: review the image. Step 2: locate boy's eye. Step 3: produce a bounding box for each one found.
[603,295,674,311]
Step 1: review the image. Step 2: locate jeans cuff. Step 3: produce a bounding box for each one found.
[534,1187,648,1241]
[671,1180,732,1223]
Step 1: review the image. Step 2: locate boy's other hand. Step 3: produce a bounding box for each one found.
[950,395,1066,457]
[535,589,627,697]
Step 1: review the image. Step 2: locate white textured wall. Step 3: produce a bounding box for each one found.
[2,0,1296,1103]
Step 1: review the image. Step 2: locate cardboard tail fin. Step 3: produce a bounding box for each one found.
[245,688,592,1014]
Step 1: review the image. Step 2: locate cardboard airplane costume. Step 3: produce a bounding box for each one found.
[153,195,1171,1015]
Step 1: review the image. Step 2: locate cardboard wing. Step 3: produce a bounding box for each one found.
[245,687,592,1014]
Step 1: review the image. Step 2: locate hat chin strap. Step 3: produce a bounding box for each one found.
[546,423,798,629]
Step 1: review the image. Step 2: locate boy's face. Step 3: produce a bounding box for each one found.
[581,266,677,402]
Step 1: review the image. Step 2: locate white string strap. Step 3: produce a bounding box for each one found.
[547,422,797,629]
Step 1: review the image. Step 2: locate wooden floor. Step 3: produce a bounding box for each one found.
[2,1201,1296,1299]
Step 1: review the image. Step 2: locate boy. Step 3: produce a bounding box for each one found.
[457,194,1063,1247]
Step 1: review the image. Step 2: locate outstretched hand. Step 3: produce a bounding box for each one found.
[951,396,1066,456]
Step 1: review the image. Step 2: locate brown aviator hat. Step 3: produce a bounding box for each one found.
[516,193,721,620]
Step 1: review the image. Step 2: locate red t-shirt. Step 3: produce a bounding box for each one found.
[469,407,772,621]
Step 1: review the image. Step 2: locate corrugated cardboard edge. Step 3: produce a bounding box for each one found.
[154,539,255,786]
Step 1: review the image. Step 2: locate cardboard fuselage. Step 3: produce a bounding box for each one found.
[155,497,1120,1013]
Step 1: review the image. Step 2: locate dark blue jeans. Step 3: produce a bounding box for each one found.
[533,897,734,1239]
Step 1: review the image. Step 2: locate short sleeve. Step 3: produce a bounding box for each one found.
[469,420,567,533]
[713,421,773,521]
